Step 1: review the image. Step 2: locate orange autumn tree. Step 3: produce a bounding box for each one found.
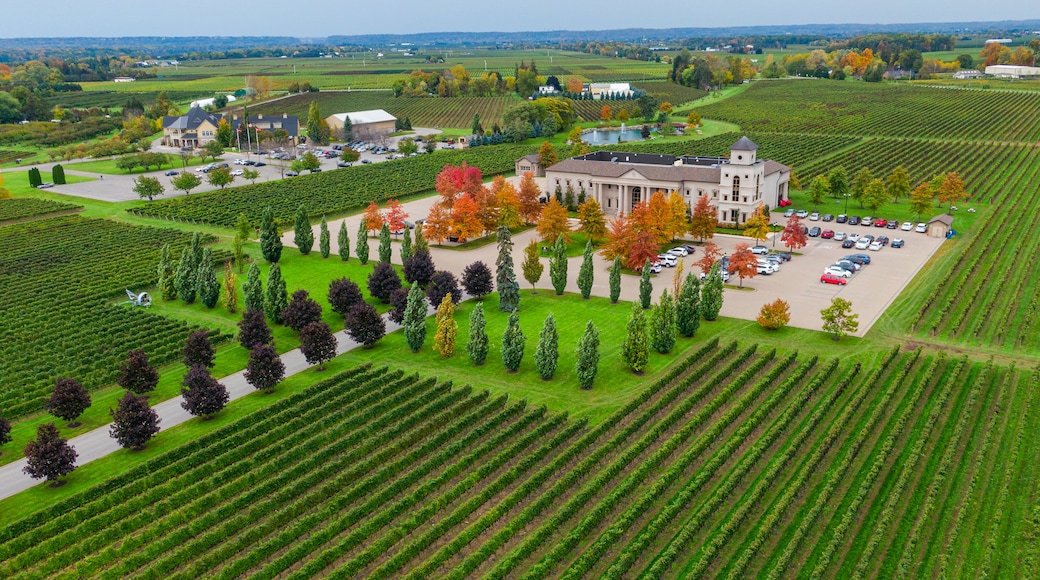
[780,215,807,251]
[363,201,384,234]
[435,162,483,213]
[518,171,543,224]
[630,199,669,247]
[449,194,482,242]
[728,242,759,288]
[495,179,523,229]
[937,171,968,207]
[689,194,718,241]
[666,191,689,240]
[627,229,660,270]
[471,184,499,236]
[600,104,612,122]
[696,241,723,275]
[600,212,632,263]
[423,204,452,244]
[537,198,571,242]
[385,199,408,234]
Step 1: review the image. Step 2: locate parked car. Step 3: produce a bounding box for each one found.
[682,245,697,254]
[230,169,243,176]
[861,216,873,226]
[842,239,857,249]
[761,256,782,269]
[796,209,809,218]
[808,227,822,237]
[873,218,887,228]
[667,246,689,256]
[164,170,179,176]
[834,260,860,272]
[337,161,352,167]
[833,232,847,241]
[915,223,927,233]
[823,266,852,278]
[751,245,770,255]
[886,220,899,229]
[823,213,834,222]
[876,236,890,246]
[836,214,848,224]
[809,212,821,221]
[847,233,860,241]
[648,261,663,274]
[869,241,883,251]
[846,253,872,264]
[855,239,871,250]
[892,238,905,248]
[820,273,848,286]
[861,235,875,244]
[757,263,775,275]
[36,182,54,189]
[285,171,299,177]
[254,161,266,167]
[821,229,835,239]
[656,254,678,267]
[772,252,792,262]
[848,216,861,225]
[784,208,796,217]
[901,222,913,231]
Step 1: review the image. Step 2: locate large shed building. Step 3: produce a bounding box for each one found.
[326,109,397,139]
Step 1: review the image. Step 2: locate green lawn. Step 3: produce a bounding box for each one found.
[65,153,207,176]
[778,188,985,232]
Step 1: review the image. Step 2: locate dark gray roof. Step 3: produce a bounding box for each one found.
[162,106,221,130]
[730,136,759,151]
[520,153,540,163]
[547,156,789,182]
[232,116,300,138]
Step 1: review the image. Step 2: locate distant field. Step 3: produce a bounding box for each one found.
[0,198,81,222]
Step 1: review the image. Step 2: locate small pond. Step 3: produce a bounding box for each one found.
[581,126,655,145]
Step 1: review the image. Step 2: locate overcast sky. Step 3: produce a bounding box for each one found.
[2,1,1038,38]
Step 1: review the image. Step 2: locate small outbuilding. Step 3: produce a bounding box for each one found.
[515,154,545,177]
[928,214,954,238]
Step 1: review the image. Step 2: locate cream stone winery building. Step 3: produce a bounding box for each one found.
[533,137,791,226]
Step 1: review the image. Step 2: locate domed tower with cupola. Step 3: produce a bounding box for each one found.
[718,136,768,225]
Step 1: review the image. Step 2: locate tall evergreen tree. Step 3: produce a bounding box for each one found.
[467,302,489,365]
[575,321,601,390]
[609,256,622,304]
[245,344,285,393]
[501,310,525,372]
[549,234,568,295]
[676,273,702,337]
[577,239,594,299]
[22,423,77,484]
[234,212,252,273]
[433,294,458,357]
[378,223,392,263]
[117,349,159,395]
[700,262,724,321]
[260,206,282,263]
[181,365,229,420]
[238,308,273,350]
[243,263,264,312]
[521,239,544,293]
[621,302,650,374]
[414,223,429,253]
[403,282,427,352]
[534,313,559,380]
[196,248,220,308]
[182,329,216,369]
[401,227,414,261]
[318,215,331,258]
[496,226,520,312]
[338,220,351,261]
[356,219,370,265]
[189,231,204,270]
[264,263,289,324]
[174,247,197,304]
[46,378,91,428]
[109,391,160,450]
[639,260,653,309]
[293,205,313,255]
[157,243,177,301]
[650,290,677,354]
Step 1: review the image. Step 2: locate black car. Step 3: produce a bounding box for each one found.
[822,214,834,222]
[253,161,266,166]
[773,252,792,262]
[808,226,822,237]
[836,214,848,224]
[848,216,861,226]
[886,220,899,229]
[876,236,890,246]
[164,170,179,176]
[337,161,352,167]
[842,239,856,249]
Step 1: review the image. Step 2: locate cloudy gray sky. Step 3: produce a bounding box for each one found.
[2,0,1037,38]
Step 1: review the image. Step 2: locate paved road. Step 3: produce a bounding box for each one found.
[0,312,425,500]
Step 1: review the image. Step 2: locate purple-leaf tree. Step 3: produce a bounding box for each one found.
[281,289,324,332]
[109,391,161,450]
[23,423,78,485]
[345,302,386,349]
[238,308,273,351]
[182,330,216,369]
[299,321,338,370]
[117,349,160,395]
[245,344,285,393]
[181,364,230,420]
[45,377,92,428]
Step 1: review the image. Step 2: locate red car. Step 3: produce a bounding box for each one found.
[821,229,835,239]
[820,273,848,285]
[874,218,888,228]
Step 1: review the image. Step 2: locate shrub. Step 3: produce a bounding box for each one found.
[757,298,791,330]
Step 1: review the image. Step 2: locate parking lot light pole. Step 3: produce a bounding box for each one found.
[772,223,780,247]
[844,193,850,216]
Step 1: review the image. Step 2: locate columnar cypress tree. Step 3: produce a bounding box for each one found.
[174,247,197,304]
[403,281,427,352]
[337,220,350,261]
[575,321,601,390]
[182,329,216,368]
[700,261,724,321]
[433,294,458,357]
[639,259,653,309]
[401,227,414,261]
[260,206,282,263]
[238,308,273,350]
[415,224,428,253]
[245,344,285,393]
[52,164,66,185]
[189,232,204,271]
[318,216,330,258]
[356,219,370,265]
[22,423,77,484]
[496,226,520,312]
[293,205,313,255]
[467,302,489,365]
[196,248,220,308]
[609,256,622,304]
[621,301,650,374]
[650,290,677,354]
[28,167,42,187]
[676,273,701,337]
[501,310,525,372]
[46,378,91,428]
[234,212,251,273]
[378,223,392,263]
[577,239,594,299]
[157,243,177,301]
[222,259,238,313]
[117,349,159,395]
[243,263,264,312]
[180,364,229,420]
[264,263,288,324]
[549,234,568,295]
[109,391,160,450]
[534,313,559,380]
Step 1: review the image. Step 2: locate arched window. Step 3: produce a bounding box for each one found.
[631,187,642,205]
[732,175,740,192]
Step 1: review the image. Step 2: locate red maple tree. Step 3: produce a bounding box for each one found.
[385,199,408,234]
[781,215,807,251]
[363,201,384,234]
[727,242,759,288]
[695,242,723,274]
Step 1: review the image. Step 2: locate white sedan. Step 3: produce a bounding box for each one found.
[823,266,852,278]
[915,223,927,233]
[901,222,913,231]
[833,232,847,241]
[230,169,244,176]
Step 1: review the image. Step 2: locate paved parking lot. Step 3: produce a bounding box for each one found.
[704,225,946,336]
